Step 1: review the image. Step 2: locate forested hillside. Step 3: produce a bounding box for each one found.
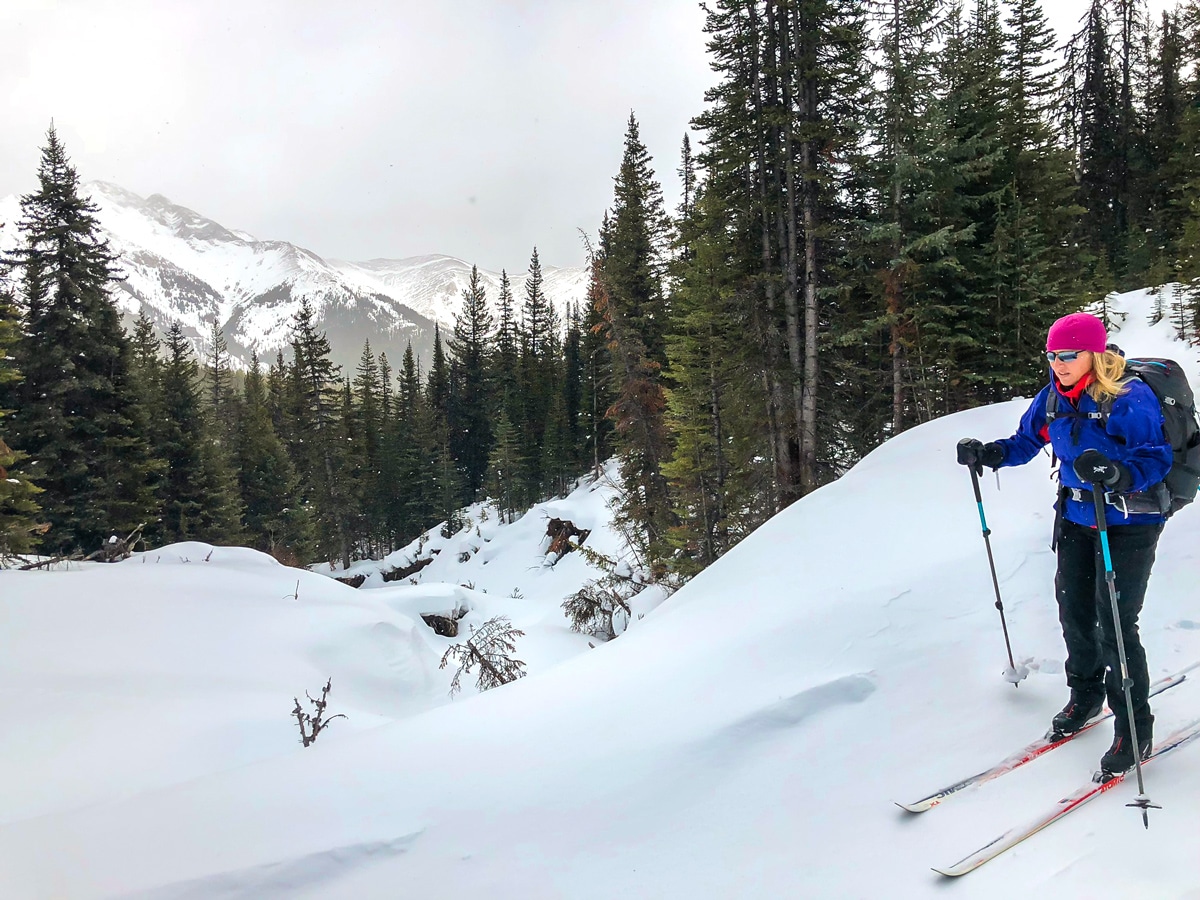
[2,0,1199,584]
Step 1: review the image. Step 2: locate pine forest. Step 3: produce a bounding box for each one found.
[3,0,1200,583]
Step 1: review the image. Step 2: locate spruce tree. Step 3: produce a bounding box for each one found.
[493,270,520,415]
[448,265,494,503]
[598,115,676,563]
[578,249,614,479]
[350,341,384,554]
[237,352,313,562]
[484,408,526,523]
[561,303,585,472]
[663,181,773,575]
[204,319,240,458]
[1139,11,1190,284]
[0,269,43,556]
[1064,1,1129,276]
[128,312,164,400]
[427,324,450,419]
[7,126,160,553]
[517,247,561,495]
[993,0,1081,392]
[156,323,242,544]
[288,297,352,567]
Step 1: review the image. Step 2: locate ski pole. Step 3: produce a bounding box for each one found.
[1091,483,1159,827]
[967,465,1021,686]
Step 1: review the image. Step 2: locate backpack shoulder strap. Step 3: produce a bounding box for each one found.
[1045,383,1108,424]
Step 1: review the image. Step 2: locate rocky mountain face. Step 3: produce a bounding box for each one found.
[0,182,588,373]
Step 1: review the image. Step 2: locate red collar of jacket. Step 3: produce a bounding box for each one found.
[1039,373,1095,443]
[1055,372,1095,404]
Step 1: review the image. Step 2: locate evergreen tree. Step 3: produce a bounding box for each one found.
[206,320,234,430]
[539,389,571,497]
[157,324,242,543]
[517,247,561,495]
[493,269,520,415]
[427,324,450,418]
[266,350,289,437]
[6,126,160,553]
[561,303,585,471]
[663,180,775,575]
[448,265,494,503]
[992,0,1082,391]
[350,340,384,554]
[578,247,614,479]
[0,268,43,556]
[387,342,437,539]
[1169,5,1200,333]
[1063,0,1141,276]
[288,297,352,567]
[237,352,313,562]
[422,327,457,528]
[1139,10,1190,283]
[128,312,165,404]
[604,115,671,368]
[596,116,676,564]
[484,407,526,523]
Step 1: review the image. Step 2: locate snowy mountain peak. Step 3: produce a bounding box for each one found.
[0,182,587,372]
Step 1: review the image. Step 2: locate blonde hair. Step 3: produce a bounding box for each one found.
[1087,350,1129,403]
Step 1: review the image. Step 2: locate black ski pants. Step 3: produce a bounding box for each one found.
[1055,518,1162,738]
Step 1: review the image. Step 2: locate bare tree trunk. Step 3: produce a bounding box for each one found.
[794,0,820,492]
[889,0,905,435]
[775,0,808,495]
[749,0,793,511]
[708,338,727,560]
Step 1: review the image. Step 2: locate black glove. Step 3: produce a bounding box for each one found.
[1073,450,1130,490]
[957,438,1005,475]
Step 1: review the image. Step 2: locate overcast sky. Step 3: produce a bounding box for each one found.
[0,0,1176,272]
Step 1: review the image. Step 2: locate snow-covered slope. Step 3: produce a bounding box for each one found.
[332,255,589,333]
[0,183,588,371]
[0,288,1198,898]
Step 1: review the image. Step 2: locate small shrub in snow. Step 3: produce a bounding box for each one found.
[439,616,527,696]
[441,511,466,539]
[291,678,347,747]
[561,547,643,640]
[563,581,632,641]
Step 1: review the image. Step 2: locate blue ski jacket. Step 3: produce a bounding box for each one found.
[994,375,1172,528]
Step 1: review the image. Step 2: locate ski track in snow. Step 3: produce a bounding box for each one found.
[116,832,425,900]
[701,673,877,762]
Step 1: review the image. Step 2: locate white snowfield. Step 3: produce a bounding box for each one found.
[1,288,1199,898]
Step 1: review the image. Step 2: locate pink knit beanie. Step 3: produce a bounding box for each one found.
[1045,312,1107,353]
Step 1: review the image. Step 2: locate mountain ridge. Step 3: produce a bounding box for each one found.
[0,182,588,372]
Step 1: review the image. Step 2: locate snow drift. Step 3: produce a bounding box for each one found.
[0,287,1198,898]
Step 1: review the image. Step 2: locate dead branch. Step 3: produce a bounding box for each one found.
[292,677,347,747]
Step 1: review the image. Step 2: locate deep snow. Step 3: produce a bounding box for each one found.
[1,287,1199,898]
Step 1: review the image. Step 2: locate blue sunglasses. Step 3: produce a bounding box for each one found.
[1046,350,1085,362]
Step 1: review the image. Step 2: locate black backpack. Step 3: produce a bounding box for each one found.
[1045,357,1200,516]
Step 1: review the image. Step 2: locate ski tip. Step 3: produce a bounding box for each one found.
[932,866,964,878]
[895,801,929,814]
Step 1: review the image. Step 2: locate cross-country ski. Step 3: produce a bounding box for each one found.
[934,717,1200,878]
[897,660,1200,813]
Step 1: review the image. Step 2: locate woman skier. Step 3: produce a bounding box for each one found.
[956,312,1173,776]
